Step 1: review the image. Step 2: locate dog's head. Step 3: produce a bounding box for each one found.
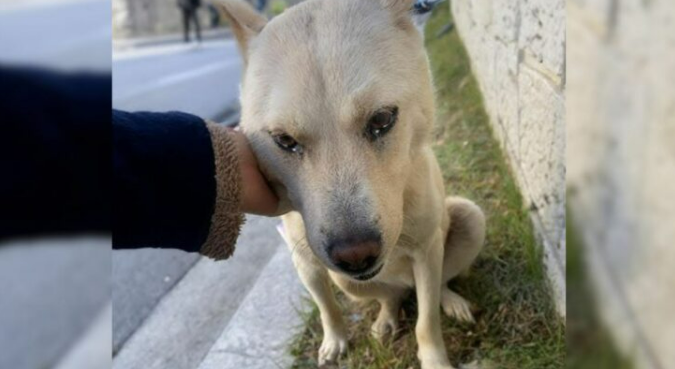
[221,0,435,280]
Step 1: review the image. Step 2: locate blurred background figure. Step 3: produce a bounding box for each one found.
[0,1,111,369]
[178,0,202,43]
[567,0,675,367]
[411,0,444,33]
[254,0,268,12]
[207,3,222,28]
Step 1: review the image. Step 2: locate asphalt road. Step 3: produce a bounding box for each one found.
[113,39,243,120]
[0,238,111,369]
[0,0,111,71]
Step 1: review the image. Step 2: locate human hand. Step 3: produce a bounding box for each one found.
[228,129,280,215]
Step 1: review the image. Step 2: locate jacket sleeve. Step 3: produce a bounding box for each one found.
[0,66,111,241]
[113,110,244,260]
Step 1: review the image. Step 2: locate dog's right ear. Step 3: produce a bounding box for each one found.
[216,0,267,64]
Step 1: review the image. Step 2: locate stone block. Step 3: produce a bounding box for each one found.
[517,65,565,250]
[518,0,565,79]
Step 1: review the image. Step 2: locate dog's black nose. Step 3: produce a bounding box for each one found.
[328,236,381,274]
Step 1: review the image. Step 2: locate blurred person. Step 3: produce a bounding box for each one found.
[0,66,280,261]
[412,0,445,32]
[178,0,202,43]
[207,3,221,28]
[255,0,267,12]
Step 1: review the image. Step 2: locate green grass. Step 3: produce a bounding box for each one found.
[566,211,634,369]
[290,8,564,368]
[269,0,289,16]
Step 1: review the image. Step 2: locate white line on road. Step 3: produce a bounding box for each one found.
[160,62,228,85]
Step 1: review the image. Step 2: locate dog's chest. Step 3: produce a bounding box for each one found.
[375,250,415,288]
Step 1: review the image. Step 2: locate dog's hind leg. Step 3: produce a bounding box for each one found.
[371,291,406,342]
[441,197,485,323]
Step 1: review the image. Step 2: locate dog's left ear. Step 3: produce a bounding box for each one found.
[215,0,267,65]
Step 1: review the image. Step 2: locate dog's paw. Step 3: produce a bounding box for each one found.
[318,332,347,366]
[420,359,455,369]
[441,289,475,323]
[371,312,399,342]
[420,360,457,369]
[418,347,456,369]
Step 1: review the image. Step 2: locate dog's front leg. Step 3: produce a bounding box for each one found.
[413,230,455,369]
[295,262,347,366]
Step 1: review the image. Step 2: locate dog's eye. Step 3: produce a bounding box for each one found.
[366,107,398,141]
[272,133,303,154]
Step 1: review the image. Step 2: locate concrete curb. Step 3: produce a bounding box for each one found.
[113,217,282,369]
[113,28,232,51]
[54,302,112,369]
[198,246,308,369]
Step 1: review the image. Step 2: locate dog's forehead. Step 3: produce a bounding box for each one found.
[259,0,388,45]
[243,0,422,133]
[252,0,402,82]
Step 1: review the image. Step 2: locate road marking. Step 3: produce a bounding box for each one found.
[113,59,240,104]
[159,62,228,85]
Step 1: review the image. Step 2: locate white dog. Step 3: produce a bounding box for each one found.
[218,0,486,367]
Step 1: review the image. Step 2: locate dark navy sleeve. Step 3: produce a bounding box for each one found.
[0,66,111,240]
[112,110,216,253]
[0,66,225,255]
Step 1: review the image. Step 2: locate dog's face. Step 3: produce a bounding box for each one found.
[222,0,434,280]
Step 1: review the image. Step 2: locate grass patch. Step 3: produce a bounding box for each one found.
[290,8,564,368]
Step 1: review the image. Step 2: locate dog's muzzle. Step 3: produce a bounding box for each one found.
[327,232,382,277]
[353,263,384,281]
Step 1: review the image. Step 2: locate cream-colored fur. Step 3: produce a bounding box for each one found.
[218,0,486,367]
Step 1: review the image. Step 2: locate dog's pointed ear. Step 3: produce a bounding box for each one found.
[216,0,267,64]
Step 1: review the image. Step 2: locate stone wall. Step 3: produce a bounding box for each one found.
[567,0,675,367]
[450,0,566,314]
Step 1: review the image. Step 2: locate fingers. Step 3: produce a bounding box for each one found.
[228,129,280,216]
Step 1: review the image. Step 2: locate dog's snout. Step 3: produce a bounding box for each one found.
[328,237,381,274]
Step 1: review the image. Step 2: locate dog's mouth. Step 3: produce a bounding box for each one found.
[353,264,384,281]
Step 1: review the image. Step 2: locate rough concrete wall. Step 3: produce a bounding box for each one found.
[450,0,566,314]
[568,0,675,367]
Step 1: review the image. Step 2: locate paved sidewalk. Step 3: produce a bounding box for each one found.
[113,28,232,51]
[113,216,308,369]
[199,245,307,369]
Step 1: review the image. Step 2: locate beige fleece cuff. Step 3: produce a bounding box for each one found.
[201,121,246,260]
